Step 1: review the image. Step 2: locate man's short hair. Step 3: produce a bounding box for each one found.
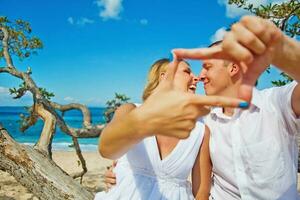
[208,40,230,66]
[208,40,222,48]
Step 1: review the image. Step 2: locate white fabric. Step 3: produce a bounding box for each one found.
[94,118,206,200]
[204,82,300,200]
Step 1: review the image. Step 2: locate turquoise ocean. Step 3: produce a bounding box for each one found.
[0,106,105,152]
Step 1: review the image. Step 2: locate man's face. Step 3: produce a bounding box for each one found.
[200,59,231,96]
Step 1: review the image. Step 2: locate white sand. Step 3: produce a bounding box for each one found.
[0,151,112,200]
[1,151,300,199]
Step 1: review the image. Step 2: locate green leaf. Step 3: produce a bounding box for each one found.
[228,0,298,85]
[103,93,130,123]
[0,16,43,61]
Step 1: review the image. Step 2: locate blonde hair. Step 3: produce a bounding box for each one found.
[142,58,170,101]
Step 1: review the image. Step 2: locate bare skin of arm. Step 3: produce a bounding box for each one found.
[99,103,141,159]
[275,33,300,117]
[192,126,212,200]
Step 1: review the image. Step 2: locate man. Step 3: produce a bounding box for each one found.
[103,16,300,199]
[173,15,300,199]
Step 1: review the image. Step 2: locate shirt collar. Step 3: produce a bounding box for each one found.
[210,87,262,118]
[250,87,263,109]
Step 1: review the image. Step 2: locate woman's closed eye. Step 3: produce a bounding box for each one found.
[184,68,191,75]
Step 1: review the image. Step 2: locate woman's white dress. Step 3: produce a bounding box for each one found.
[95,120,205,200]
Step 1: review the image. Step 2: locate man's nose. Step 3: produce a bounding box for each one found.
[199,72,206,82]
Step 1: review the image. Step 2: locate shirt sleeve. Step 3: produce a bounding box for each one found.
[269,81,300,134]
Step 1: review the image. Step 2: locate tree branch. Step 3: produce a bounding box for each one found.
[0,65,23,78]
[19,106,39,132]
[71,137,87,184]
[1,56,104,139]
[38,98,105,138]
[280,5,300,31]
[34,103,56,158]
[0,27,14,67]
[50,102,92,127]
[0,66,9,73]
[69,124,105,138]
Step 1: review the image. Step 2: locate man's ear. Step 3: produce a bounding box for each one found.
[228,63,240,77]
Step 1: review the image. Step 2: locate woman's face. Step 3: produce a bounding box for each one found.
[173,61,199,94]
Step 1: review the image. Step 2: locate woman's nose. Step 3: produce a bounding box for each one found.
[193,76,200,83]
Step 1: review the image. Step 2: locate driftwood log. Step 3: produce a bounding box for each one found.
[0,125,94,199]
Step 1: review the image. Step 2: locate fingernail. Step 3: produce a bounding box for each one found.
[239,102,249,108]
[169,52,173,61]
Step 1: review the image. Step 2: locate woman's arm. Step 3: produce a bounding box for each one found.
[99,103,146,160]
[192,142,201,197]
[192,125,212,200]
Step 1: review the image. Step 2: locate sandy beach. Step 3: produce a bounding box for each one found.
[1,150,300,199]
[0,151,112,200]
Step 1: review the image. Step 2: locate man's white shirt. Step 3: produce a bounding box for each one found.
[204,82,300,200]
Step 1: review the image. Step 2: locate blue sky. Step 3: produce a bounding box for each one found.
[0,0,291,107]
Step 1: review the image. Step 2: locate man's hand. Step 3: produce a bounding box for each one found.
[173,16,284,102]
[104,161,117,192]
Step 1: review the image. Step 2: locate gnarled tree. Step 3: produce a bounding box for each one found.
[0,16,108,199]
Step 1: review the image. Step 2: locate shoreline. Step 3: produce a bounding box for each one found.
[22,142,99,152]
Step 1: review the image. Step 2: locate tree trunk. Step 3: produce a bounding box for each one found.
[0,126,94,200]
[34,103,56,158]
